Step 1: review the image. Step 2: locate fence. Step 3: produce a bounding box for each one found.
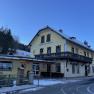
[0,75,29,87]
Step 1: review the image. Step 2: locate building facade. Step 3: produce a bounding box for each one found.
[29,26,94,78]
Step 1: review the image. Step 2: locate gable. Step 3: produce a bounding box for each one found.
[29,26,65,47]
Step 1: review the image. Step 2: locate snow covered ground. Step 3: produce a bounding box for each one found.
[20,79,80,93]
[0,79,80,94]
[33,79,80,86]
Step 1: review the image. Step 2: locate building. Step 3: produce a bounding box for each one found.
[29,26,94,78]
[0,54,52,78]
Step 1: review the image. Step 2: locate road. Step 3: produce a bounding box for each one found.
[19,78,94,94]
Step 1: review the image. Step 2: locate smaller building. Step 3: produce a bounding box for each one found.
[0,54,52,78]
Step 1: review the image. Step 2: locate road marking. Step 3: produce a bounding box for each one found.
[87,85,94,94]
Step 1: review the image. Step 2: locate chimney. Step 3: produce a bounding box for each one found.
[70,37,76,40]
[88,45,91,48]
[84,41,88,46]
[59,29,63,33]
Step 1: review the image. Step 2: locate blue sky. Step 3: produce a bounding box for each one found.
[0,0,94,48]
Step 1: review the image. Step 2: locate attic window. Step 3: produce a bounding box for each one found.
[46,34,51,42]
[41,36,45,43]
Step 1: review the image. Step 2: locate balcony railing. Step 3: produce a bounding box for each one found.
[35,52,92,63]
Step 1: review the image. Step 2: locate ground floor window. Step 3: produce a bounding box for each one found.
[56,63,61,72]
[0,61,12,71]
[92,66,94,73]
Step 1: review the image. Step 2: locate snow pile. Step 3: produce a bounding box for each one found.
[33,79,62,86]
[33,79,80,86]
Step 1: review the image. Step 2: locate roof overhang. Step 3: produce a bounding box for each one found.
[0,55,55,64]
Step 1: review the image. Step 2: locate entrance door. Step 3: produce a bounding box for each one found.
[47,64,51,72]
[85,65,88,76]
[17,68,24,84]
[32,64,39,76]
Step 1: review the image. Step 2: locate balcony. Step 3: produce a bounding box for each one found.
[35,52,92,63]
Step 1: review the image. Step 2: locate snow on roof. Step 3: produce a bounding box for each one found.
[56,29,94,51]
[14,49,31,57]
[44,26,94,52]
[29,26,94,52]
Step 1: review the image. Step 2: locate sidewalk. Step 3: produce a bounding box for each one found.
[0,85,38,94]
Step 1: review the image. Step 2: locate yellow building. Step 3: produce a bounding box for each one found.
[0,55,51,78]
[29,26,94,78]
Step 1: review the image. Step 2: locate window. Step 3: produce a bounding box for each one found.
[0,61,12,71]
[56,45,61,53]
[92,66,94,73]
[88,65,90,73]
[40,48,43,54]
[84,51,87,56]
[76,48,79,54]
[91,53,93,58]
[87,52,89,57]
[72,64,75,74]
[77,64,79,74]
[71,47,75,53]
[56,63,61,72]
[47,47,51,54]
[46,34,51,42]
[41,36,45,43]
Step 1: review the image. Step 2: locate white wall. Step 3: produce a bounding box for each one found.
[60,61,86,77]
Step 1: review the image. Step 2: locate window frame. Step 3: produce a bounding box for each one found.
[40,48,44,54]
[72,64,75,74]
[47,47,51,54]
[56,63,61,72]
[41,35,45,43]
[56,45,61,54]
[46,34,51,42]
[71,47,75,53]
[0,61,13,71]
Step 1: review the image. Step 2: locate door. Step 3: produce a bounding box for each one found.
[32,64,39,76]
[17,68,24,84]
[85,65,88,76]
[47,64,51,72]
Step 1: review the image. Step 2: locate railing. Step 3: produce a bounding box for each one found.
[35,52,92,63]
[0,75,29,87]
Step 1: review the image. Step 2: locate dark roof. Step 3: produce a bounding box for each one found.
[28,26,94,52]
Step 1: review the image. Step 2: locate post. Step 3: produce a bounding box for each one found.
[37,74,40,87]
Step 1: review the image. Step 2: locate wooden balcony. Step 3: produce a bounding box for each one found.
[35,52,92,63]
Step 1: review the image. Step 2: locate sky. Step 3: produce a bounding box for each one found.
[0,0,94,48]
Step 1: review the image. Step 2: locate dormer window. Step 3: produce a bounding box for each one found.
[46,34,51,42]
[41,36,45,43]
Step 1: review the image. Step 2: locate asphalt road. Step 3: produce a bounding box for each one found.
[19,78,94,94]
